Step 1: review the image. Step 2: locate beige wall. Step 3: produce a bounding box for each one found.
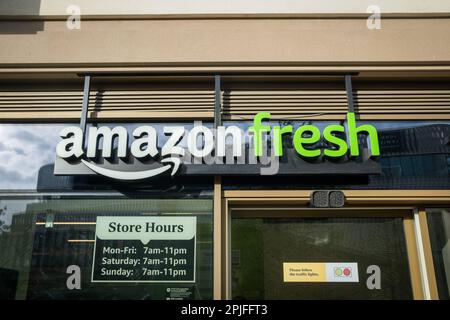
[0,18,450,69]
[1,0,450,17]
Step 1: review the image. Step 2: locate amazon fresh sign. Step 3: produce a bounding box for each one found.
[54,112,381,180]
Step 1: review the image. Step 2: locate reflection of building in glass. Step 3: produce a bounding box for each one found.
[377,124,450,188]
[9,199,213,300]
[379,124,450,156]
[0,209,35,299]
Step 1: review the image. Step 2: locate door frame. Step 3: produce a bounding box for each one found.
[214,189,449,300]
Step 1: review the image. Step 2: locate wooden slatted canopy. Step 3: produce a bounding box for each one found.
[0,76,449,121]
[0,90,215,120]
[222,89,450,120]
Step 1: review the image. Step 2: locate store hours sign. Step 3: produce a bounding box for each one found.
[91,216,196,283]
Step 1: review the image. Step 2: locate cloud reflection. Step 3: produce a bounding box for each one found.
[0,125,66,189]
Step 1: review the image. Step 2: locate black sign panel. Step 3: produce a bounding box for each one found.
[55,147,381,179]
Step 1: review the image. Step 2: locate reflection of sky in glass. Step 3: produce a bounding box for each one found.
[0,124,67,189]
[0,121,449,190]
[0,122,206,190]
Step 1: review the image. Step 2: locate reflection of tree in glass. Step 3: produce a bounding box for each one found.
[0,202,10,233]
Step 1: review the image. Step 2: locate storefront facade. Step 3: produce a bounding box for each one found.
[1,1,450,300]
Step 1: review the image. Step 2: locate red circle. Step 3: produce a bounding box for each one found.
[343,268,351,276]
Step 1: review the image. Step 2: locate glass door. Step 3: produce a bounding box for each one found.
[230,210,418,300]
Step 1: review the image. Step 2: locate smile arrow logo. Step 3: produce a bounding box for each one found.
[80,157,181,181]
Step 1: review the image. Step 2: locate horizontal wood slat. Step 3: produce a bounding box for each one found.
[0,90,215,120]
[1,87,450,120]
[222,89,450,120]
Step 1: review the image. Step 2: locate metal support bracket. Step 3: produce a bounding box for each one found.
[345,74,355,114]
[80,75,91,138]
[214,75,222,128]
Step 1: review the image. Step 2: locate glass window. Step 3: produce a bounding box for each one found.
[426,208,450,300]
[231,217,413,300]
[223,120,450,190]
[0,197,213,300]
[0,124,67,190]
[0,122,212,191]
[1,121,449,191]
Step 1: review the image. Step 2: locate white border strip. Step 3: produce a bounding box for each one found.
[413,208,431,300]
[3,0,450,16]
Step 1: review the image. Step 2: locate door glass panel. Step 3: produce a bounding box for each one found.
[231,216,413,300]
[426,208,450,299]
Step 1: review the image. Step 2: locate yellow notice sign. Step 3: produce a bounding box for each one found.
[283,263,327,282]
